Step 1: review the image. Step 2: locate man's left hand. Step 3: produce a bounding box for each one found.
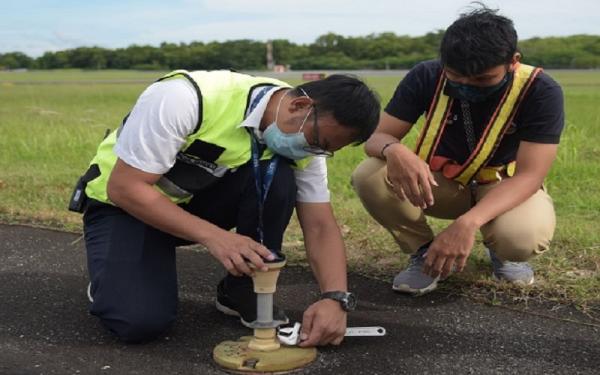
[298,298,347,347]
[423,216,478,278]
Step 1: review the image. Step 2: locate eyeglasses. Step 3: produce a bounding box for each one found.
[303,106,334,158]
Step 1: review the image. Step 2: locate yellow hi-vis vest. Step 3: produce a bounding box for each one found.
[414,63,542,186]
[85,70,311,205]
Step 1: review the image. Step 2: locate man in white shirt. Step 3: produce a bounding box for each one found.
[74,70,380,346]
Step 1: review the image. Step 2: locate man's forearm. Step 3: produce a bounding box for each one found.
[304,227,348,292]
[364,113,414,158]
[460,174,544,229]
[365,133,403,158]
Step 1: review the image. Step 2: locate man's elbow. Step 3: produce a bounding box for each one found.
[106,176,127,205]
[303,220,342,243]
[512,171,547,196]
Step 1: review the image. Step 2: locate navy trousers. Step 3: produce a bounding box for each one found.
[83,160,296,342]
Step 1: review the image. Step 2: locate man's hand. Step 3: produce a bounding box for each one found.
[385,143,438,209]
[298,299,347,347]
[365,113,437,209]
[202,229,274,277]
[423,217,478,278]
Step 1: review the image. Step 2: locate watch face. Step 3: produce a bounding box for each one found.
[344,293,357,310]
[321,291,357,311]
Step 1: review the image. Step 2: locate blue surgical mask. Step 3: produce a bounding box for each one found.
[262,89,314,160]
[446,72,511,103]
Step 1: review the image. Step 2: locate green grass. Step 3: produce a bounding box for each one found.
[1,69,599,314]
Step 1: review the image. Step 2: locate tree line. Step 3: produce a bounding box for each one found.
[1,32,600,71]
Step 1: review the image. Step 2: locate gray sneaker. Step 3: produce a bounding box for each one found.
[392,244,441,296]
[488,249,535,285]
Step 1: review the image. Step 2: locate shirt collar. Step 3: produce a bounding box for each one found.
[239,86,287,140]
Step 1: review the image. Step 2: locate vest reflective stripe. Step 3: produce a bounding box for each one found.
[415,72,452,162]
[156,175,193,201]
[414,63,542,186]
[84,70,311,205]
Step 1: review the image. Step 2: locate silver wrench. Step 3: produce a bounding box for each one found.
[277,322,386,346]
[345,326,387,336]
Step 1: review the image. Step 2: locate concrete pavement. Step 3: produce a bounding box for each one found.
[1,224,598,375]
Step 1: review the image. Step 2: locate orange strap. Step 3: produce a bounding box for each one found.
[430,156,516,184]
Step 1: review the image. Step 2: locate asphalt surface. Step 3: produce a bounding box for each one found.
[1,224,599,375]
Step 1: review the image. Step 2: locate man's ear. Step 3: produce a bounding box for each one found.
[509,52,521,71]
[288,95,313,113]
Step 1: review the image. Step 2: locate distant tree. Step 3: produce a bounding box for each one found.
[520,35,600,68]
[1,32,599,70]
[210,40,266,70]
[272,39,309,67]
[0,52,33,69]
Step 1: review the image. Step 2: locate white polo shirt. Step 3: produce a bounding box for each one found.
[114,78,331,203]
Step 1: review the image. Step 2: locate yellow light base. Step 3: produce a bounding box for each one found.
[213,336,317,374]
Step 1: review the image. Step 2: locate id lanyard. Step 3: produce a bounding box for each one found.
[247,86,280,245]
[250,135,279,245]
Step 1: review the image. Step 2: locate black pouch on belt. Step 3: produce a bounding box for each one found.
[68,164,101,213]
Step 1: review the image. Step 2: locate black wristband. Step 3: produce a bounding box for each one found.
[380,142,399,159]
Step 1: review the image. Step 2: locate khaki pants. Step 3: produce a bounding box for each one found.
[351,158,556,262]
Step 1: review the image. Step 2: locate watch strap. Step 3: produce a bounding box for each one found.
[320,291,356,311]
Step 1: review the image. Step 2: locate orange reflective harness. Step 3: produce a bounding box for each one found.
[415,63,542,186]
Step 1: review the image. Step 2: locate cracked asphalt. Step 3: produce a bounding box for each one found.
[1,224,598,375]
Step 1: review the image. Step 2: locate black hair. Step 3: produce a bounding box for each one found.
[440,3,518,76]
[294,74,380,145]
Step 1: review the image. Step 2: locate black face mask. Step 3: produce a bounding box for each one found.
[446,72,513,103]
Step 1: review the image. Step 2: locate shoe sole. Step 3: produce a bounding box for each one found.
[392,275,440,296]
[215,299,253,328]
[87,282,93,303]
[215,299,241,317]
[492,273,535,286]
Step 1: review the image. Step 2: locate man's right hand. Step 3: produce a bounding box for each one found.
[384,143,438,209]
[202,229,275,277]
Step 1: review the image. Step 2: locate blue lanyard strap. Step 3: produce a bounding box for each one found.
[250,134,279,245]
[247,85,280,245]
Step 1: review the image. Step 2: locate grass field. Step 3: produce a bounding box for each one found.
[1,69,599,314]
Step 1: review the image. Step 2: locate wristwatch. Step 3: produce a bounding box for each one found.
[320,291,357,312]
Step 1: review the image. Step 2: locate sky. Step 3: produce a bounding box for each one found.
[1,0,599,57]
